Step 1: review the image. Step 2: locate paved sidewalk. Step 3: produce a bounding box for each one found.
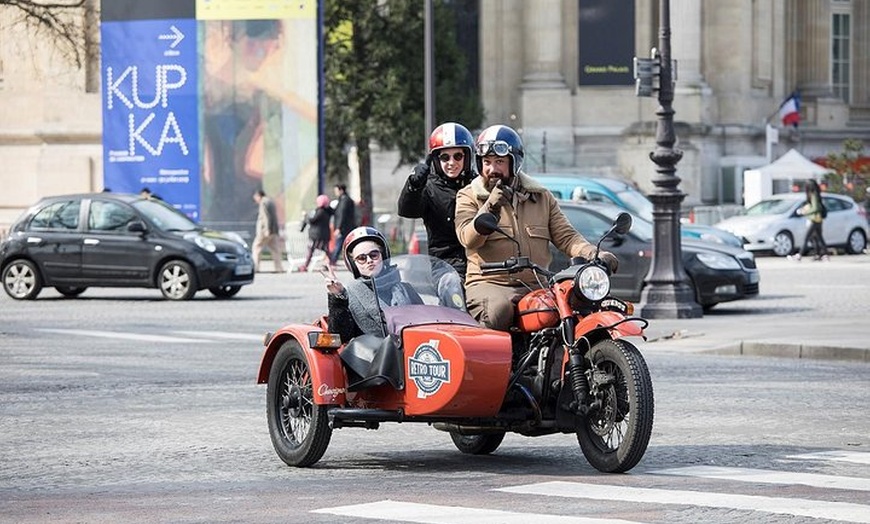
[636,253,870,362]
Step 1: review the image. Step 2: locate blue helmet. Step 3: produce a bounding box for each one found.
[474,125,524,176]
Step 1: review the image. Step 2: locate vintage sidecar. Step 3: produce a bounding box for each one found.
[256,255,512,467]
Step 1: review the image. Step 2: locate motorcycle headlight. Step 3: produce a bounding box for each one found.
[573,264,610,302]
[193,235,217,253]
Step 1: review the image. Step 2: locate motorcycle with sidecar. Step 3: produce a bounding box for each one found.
[256,211,654,472]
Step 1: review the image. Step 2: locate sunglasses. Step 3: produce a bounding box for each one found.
[353,249,382,264]
[438,152,465,163]
[475,140,511,157]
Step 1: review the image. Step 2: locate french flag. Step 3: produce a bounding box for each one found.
[779,92,801,128]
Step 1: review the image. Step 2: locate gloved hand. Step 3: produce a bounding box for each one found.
[600,251,619,274]
[484,180,513,214]
[408,159,431,189]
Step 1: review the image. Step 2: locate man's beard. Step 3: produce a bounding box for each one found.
[484,173,511,191]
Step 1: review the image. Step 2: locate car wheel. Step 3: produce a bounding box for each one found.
[2,260,43,300]
[772,231,794,257]
[209,285,241,298]
[56,286,87,298]
[158,260,198,300]
[845,229,867,255]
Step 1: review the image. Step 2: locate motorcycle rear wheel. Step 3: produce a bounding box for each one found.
[449,432,506,455]
[267,339,333,467]
[576,339,654,473]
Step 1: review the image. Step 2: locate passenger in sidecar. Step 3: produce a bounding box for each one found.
[322,226,480,391]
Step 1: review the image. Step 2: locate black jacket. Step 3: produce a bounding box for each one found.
[333,193,357,235]
[397,168,474,277]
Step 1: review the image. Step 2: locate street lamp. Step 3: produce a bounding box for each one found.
[634,0,702,319]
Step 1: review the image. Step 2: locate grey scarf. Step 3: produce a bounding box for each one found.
[345,265,414,336]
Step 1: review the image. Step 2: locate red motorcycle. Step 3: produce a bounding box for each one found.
[256,212,653,472]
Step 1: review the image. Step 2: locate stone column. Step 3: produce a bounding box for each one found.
[518,0,572,170]
[670,0,704,87]
[796,0,833,98]
[521,0,565,87]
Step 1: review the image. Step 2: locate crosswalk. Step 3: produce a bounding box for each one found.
[35,328,263,344]
[314,451,870,523]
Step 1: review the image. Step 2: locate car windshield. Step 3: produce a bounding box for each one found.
[745,198,796,216]
[132,199,200,232]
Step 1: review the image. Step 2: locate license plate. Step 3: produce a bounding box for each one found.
[235,264,253,275]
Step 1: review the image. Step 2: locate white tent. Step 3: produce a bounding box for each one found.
[743,149,832,207]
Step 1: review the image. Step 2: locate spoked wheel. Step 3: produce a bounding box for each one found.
[449,431,506,455]
[2,260,42,300]
[772,231,794,257]
[56,286,87,298]
[158,260,197,300]
[209,285,241,298]
[576,339,654,473]
[266,340,332,467]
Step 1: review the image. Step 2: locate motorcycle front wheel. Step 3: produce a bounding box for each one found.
[576,339,654,473]
[266,339,333,467]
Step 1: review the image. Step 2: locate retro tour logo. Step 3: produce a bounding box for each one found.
[408,340,451,398]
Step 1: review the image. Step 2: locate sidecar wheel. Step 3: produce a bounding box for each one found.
[266,340,332,467]
[449,432,505,455]
[576,339,654,473]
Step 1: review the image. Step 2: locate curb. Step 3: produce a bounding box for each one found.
[704,341,870,362]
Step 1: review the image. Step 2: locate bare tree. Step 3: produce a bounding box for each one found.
[1,0,89,68]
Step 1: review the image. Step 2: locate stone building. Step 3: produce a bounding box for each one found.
[2,0,869,234]
[481,0,870,206]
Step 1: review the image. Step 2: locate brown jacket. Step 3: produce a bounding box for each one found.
[455,172,599,288]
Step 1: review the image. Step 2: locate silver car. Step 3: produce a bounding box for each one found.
[714,192,868,257]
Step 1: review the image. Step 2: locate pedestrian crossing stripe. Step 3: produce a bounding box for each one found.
[787,450,870,465]
[496,481,870,523]
[312,500,643,524]
[35,328,262,344]
[37,328,210,344]
[651,465,870,491]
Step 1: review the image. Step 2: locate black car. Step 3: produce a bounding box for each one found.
[0,193,254,300]
[552,202,759,310]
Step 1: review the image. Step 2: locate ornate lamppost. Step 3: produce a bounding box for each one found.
[634,0,702,319]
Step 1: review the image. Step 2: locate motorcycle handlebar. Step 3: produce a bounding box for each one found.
[479,256,553,278]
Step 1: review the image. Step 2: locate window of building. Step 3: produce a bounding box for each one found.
[831,11,851,103]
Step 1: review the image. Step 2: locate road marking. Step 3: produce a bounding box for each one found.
[37,328,209,344]
[787,450,870,465]
[496,481,870,523]
[171,330,263,341]
[651,465,870,491]
[312,500,644,524]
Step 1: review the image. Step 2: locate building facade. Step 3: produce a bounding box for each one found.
[480,0,870,206]
[2,0,869,234]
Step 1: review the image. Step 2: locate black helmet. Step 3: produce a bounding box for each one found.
[474,124,524,177]
[342,226,390,278]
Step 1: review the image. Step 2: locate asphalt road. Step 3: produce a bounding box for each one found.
[1,255,869,523]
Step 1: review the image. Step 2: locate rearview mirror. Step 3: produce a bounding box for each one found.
[473,213,500,235]
[614,212,632,235]
[127,221,147,234]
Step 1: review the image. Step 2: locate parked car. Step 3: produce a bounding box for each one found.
[531,173,745,248]
[713,192,869,257]
[552,201,759,310]
[0,193,254,300]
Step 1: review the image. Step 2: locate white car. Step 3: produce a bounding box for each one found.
[714,192,868,257]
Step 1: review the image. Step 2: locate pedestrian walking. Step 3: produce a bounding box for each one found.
[329,183,357,270]
[252,189,286,273]
[789,180,829,261]
[298,194,333,272]
[397,122,475,308]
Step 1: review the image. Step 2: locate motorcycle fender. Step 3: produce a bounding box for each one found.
[574,311,644,340]
[256,324,347,405]
[401,324,511,418]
